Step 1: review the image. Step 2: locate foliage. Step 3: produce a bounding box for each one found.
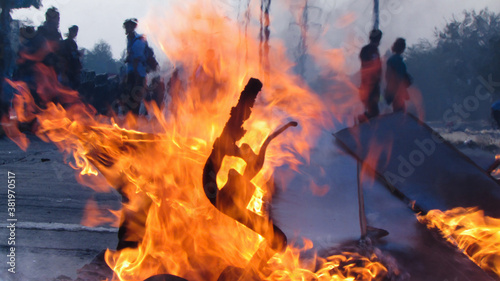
[82,40,123,75]
[406,9,500,121]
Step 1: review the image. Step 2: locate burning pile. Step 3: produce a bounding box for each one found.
[5,1,499,280]
[2,1,395,280]
[4,70,391,281]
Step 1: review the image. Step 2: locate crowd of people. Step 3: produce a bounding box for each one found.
[7,7,498,128]
[357,27,500,129]
[15,7,81,92]
[0,5,425,128]
[5,7,162,119]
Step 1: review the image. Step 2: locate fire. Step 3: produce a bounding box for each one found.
[418,207,500,277]
[1,0,397,280]
[81,198,121,228]
[262,240,388,280]
[490,154,500,179]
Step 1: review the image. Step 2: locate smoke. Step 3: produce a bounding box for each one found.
[276,0,500,75]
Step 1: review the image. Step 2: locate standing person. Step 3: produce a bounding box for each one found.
[358,29,383,122]
[59,25,82,90]
[122,18,147,115]
[385,38,412,112]
[35,7,62,71]
[15,7,62,107]
[491,100,500,128]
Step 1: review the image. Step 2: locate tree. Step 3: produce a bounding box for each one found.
[82,40,123,74]
[406,9,500,122]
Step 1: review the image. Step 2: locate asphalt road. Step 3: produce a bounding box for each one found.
[0,134,120,281]
[0,129,497,281]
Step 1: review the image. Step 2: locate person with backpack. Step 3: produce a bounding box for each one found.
[121,18,158,115]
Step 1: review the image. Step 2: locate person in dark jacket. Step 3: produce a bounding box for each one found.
[14,7,62,107]
[59,25,82,89]
[385,38,412,112]
[35,7,62,70]
[358,29,383,122]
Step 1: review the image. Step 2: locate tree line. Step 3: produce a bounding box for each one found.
[406,9,500,122]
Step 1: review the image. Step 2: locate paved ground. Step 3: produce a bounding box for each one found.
[0,128,497,281]
[0,134,120,281]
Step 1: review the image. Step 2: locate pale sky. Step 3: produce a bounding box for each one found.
[12,0,500,63]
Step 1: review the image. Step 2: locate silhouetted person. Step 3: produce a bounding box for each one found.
[385,38,412,112]
[358,29,382,122]
[35,7,62,70]
[59,25,82,89]
[14,8,62,108]
[116,21,156,251]
[122,18,147,115]
[12,26,37,101]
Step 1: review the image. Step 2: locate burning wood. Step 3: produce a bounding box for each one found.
[203,78,297,278]
[203,78,295,251]
[418,207,500,278]
[3,3,457,280]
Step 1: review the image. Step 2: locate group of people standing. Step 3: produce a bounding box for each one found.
[358,29,412,122]
[16,7,82,91]
[10,6,412,124]
[12,7,158,116]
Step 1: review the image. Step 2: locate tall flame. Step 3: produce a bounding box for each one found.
[1,0,396,280]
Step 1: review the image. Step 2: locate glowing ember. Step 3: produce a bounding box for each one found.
[418,207,500,278]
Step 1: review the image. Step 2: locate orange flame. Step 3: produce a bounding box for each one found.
[2,1,396,280]
[262,239,388,280]
[81,198,121,228]
[418,207,500,277]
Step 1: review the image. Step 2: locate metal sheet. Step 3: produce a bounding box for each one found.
[271,129,496,280]
[333,112,500,217]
